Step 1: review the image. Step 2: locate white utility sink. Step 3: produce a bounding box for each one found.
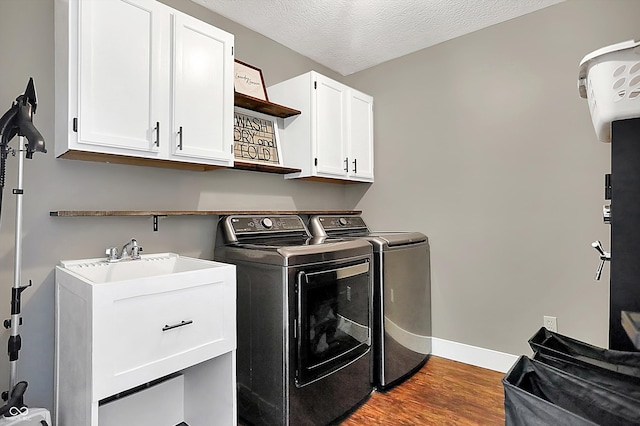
[57,252,222,284]
[55,251,237,420]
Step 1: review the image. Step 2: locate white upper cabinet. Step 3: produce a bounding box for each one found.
[348,89,375,180]
[268,71,374,183]
[55,0,234,168]
[76,0,163,154]
[170,13,234,162]
[314,77,348,178]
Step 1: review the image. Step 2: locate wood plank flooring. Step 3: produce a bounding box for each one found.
[339,356,505,425]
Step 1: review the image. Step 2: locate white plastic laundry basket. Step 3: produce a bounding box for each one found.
[578,39,640,143]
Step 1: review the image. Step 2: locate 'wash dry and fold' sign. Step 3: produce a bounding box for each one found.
[233,111,280,165]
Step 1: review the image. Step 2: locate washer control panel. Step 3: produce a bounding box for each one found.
[228,215,308,234]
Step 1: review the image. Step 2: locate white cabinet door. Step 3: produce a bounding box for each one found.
[315,76,348,178]
[348,90,374,181]
[171,12,234,165]
[77,0,164,154]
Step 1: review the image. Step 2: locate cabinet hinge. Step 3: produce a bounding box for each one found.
[314,158,318,166]
[73,117,78,133]
[231,46,234,55]
[231,144,234,153]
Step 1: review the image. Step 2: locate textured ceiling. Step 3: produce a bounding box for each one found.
[192,0,565,76]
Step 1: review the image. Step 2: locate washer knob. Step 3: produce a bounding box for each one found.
[338,217,348,226]
[261,218,273,229]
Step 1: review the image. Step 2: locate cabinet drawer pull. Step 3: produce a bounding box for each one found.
[178,126,183,150]
[154,122,160,147]
[352,158,357,174]
[344,157,349,172]
[162,319,193,332]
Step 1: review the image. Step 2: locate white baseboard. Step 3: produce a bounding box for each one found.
[431,337,519,373]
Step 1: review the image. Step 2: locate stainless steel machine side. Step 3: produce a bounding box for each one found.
[379,238,431,387]
[308,215,432,390]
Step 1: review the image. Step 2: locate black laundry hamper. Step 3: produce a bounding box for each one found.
[529,326,640,377]
[532,351,640,399]
[503,355,640,426]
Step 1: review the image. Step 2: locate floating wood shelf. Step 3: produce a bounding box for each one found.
[50,210,361,217]
[233,161,300,174]
[234,92,301,118]
[59,150,224,171]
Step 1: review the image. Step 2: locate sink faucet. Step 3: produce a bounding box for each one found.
[120,238,143,260]
[105,247,119,263]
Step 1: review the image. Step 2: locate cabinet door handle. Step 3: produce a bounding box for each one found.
[344,157,349,172]
[162,319,193,332]
[352,158,357,174]
[177,126,183,150]
[154,122,160,147]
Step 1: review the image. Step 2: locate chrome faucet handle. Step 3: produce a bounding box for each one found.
[105,247,119,263]
[591,240,611,281]
[121,238,142,260]
[131,244,143,260]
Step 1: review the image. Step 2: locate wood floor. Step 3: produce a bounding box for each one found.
[339,356,506,425]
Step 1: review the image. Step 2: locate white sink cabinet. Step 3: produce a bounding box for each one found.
[268,71,374,183]
[55,0,235,168]
[54,253,237,425]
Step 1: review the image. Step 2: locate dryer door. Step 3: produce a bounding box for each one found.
[295,260,371,387]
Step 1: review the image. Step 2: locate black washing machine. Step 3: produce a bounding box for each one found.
[214,215,374,425]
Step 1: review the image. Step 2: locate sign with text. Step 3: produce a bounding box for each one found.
[233,111,281,165]
[234,60,268,101]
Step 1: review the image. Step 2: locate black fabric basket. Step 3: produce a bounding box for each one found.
[532,351,640,399]
[529,327,640,377]
[503,356,640,426]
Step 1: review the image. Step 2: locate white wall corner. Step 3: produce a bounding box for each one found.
[431,337,519,373]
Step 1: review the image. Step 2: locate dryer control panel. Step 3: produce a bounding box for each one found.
[309,215,369,236]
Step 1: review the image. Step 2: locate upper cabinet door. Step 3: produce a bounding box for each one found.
[315,76,348,178]
[348,90,374,181]
[171,12,234,165]
[78,0,163,153]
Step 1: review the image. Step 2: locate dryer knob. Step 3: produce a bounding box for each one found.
[261,218,273,229]
[338,217,348,226]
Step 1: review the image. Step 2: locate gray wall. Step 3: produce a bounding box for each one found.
[346,0,638,356]
[0,0,636,413]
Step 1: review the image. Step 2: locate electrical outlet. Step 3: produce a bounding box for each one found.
[544,316,557,332]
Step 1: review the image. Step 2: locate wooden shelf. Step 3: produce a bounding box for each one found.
[50,210,361,217]
[233,161,300,174]
[234,92,301,118]
[60,150,224,171]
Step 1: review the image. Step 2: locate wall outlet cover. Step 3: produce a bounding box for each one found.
[543,316,558,332]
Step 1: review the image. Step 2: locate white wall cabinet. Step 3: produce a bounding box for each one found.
[55,256,237,425]
[268,71,374,183]
[55,0,235,168]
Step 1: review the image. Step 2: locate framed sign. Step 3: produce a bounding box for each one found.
[233,108,282,165]
[234,60,268,101]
